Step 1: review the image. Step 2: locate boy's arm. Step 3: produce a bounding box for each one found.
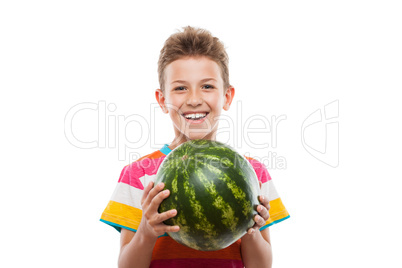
[118,181,179,268]
[241,228,272,268]
[118,228,157,268]
[241,190,273,267]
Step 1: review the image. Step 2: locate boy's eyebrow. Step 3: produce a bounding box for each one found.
[171,78,217,84]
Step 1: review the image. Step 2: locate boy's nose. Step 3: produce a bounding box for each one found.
[186,90,203,106]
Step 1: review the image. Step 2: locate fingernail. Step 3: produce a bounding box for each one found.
[163,190,169,195]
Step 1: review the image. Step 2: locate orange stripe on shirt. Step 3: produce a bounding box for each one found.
[136,150,165,162]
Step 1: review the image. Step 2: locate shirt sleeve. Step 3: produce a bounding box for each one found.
[100,163,146,233]
[247,158,290,230]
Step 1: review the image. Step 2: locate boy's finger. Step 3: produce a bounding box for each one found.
[257,205,270,221]
[166,225,180,233]
[259,195,270,208]
[157,209,177,223]
[154,224,180,234]
[141,181,154,204]
[149,188,170,211]
[254,214,266,227]
[146,182,165,204]
[247,226,258,235]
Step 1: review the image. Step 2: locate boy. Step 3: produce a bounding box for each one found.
[100,26,290,267]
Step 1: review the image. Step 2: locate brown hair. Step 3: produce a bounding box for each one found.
[158,26,230,92]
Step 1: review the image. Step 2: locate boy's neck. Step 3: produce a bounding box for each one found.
[167,139,182,151]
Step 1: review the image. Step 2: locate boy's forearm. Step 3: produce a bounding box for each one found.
[241,231,272,268]
[118,231,157,268]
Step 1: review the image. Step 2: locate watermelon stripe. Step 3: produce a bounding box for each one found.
[198,161,246,230]
[201,161,254,219]
[195,164,238,232]
[178,167,218,250]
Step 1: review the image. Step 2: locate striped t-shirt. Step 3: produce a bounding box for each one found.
[100,144,289,267]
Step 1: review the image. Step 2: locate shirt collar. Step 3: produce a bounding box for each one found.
[159,144,172,155]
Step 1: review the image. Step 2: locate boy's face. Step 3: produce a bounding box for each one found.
[156,56,234,144]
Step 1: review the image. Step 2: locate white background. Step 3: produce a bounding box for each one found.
[1,0,401,267]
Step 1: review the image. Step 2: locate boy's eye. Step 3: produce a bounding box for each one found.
[203,84,214,89]
[174,86,186,91]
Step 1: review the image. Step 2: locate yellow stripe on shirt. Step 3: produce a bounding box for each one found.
[101,200,143,231]
[101,198,288,232]
[266,197,289,225]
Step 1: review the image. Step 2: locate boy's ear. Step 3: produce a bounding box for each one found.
[155,89,169,114]
[223,86,235,111]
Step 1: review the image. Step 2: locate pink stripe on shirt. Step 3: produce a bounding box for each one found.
[247,158,272,183]
[118,156,166,190]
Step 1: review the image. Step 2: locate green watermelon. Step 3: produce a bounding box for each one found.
[154,139,260,251]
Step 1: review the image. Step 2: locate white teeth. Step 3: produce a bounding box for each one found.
[184,113,207,119]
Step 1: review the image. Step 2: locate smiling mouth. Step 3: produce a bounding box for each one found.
[182,112,209,120]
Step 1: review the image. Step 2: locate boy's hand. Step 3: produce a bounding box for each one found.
[246,181,270,235]
[137,181,180,239]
